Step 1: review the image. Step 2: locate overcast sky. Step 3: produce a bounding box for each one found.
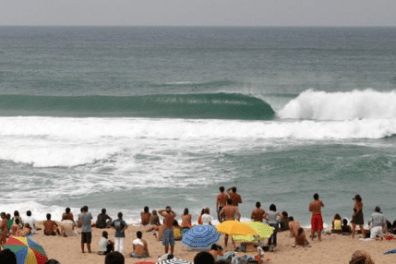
[1,0,396,27]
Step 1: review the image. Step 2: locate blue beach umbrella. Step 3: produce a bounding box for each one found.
[182,225,221,250]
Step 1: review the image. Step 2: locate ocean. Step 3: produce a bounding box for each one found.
[1,26,396,227]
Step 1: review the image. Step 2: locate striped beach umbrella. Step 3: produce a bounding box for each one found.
[182,225,221,250]
[3,236,48,264]
[157,259,192,264]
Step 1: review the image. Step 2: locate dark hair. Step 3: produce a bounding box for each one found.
[83,206,88,212]
[137,231,142,238]
[6,214,11,219]
[269,204,276,212]
[313,193,319,200]
[0,212,5,218]
[102,231,108,238]
[152,210,157,215]
[0,249,17,264]
[226,199,233,205]
[232,187,237,193]
[184,208,189,215]
[375,206,381,213]
[14,211,19,217]
[204,207,210,214]
[219,186,225,192]
[66,207,71,214]
[166,206,171,209]
[343,219,348,226]
[354,194,362,202]
[298,227,304,236]
[282,211,288,217]
[289,216,294,221]
[392,220,396,229]
[102,208,106,214]
[194,251,215,264]
[45,259,60,264]
[334,213,341,220]
[256,202,261,208]
[173,220,179,227]
[46,213,51,220]
[201,208,205,215]
[15,218,20,225]
[211,244,218,250]
[26,210,32,216]
[118,212,123,219]
[167,254,174,260]
[80,207,84,212]
[144,206,149,213]
[105,252,125,264]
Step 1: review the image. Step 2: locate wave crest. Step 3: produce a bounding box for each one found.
[278,89,396,120]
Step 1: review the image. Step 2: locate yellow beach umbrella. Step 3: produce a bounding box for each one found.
[216,220,259,236]
[233,221,274,242]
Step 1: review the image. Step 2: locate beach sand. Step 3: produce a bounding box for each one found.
[30,222,395,264]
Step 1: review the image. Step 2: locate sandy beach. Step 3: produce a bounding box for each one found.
[27,221,396,264]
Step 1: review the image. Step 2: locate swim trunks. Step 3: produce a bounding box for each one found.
[162,228,175,246]
[311,214,323,230]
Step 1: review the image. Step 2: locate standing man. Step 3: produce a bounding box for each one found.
[79,206,93,253]
[216,186,229,222]
[251,202,266,222]
[309,193,324,242]
[158,206,177,255]
[219,199,242,249]
[110,212,128,255]
[227,186,242,207]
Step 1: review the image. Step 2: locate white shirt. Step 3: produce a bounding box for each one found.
[24,216,36,229]
[201,214,213,225]
[133,238,144,246]
[98,237,108,251]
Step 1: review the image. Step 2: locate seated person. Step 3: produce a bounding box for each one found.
[17,223,32,236]
[12,211,23,228]
[173,220,182,240]
[146,219,166,240]
[201,208,213,226]
[61,207,75,223]
[341,219,352,235]
[209,244,224,261]
[288,216,300,237]
[254,244,265,264]
[60,219,77,237]
[96,208,112,229]
[43,214,60,236]
[6,214,13,232]
[77,207,83,228]
[293,228,310,247]
[332,213,342,233]
[141,206,151,226]
[11,218,21,236]
[149,210,160,226]
[181,208,193,229]
[131,231,150,258]
[98,231,114,255]
[279,211,289,231]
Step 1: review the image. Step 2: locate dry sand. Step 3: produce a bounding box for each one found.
[29,222,396,264]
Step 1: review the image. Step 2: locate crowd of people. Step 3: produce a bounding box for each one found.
[0,186,390,264]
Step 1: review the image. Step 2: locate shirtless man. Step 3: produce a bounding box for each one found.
[158,206,177,255]
[43,213,60,236]
[0,212,8,249]
[219,198,242,249]
[216,186,229,222]
[62,207,75,223]
[140,206,151,226]
[309,193,324,241]
[288,216,300,237]
[226,186,242,207]
[251,202,266,222]
[131,231,150,258]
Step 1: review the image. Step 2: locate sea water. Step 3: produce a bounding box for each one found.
[0,26,396,226]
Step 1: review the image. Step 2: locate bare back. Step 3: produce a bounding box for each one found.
[217,193,228,207]
[141,212,151,226]
[251,208,265,222]
[221,205,239,221]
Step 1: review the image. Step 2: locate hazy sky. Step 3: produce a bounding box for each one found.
[1,0,396,27]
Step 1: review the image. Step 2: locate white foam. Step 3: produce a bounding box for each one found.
[278,89,396,120]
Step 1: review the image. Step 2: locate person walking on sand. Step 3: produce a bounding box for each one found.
[309,193,324,242]
[79,206,93,253]
[251,202,266,222]
[110,212,128,255]
[351,194,366,238]
[216,186,229,222]
[226,186,242,207]
[158,206,177,255]
[219,198,241,249]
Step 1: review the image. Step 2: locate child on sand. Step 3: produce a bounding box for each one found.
[254,244,265,264]
[98,231,114,255]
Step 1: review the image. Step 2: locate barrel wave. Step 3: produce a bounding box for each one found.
[0,93,275,120]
